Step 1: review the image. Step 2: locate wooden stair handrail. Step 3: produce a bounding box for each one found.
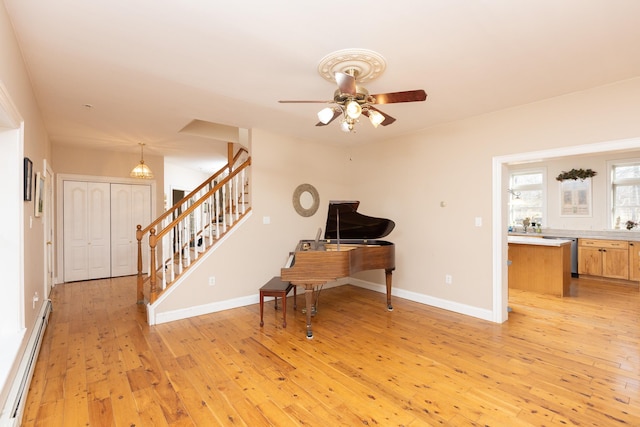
[136,150,251,304]
[139,147,249,237]
[154,159,250,242]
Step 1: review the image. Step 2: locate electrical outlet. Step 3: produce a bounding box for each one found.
[445,274,452,285]
[208,276,216,286]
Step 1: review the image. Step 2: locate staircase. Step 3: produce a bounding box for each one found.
[136,145,251,306]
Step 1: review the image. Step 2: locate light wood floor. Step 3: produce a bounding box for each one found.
[22,276,640,426]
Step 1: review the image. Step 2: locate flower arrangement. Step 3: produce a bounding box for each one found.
[555,168,597,181]
[626,220,638,230]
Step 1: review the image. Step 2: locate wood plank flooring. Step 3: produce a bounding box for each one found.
[22,276,640,426]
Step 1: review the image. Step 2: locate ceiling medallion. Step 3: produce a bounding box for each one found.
[317,48,387,83]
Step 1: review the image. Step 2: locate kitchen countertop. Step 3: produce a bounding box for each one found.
[509,228,640,242]
[508,236,573,246]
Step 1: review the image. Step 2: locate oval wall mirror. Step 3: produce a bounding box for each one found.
[292,183,319,217]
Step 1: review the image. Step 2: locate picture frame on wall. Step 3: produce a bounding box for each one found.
[24,157,33,201]
[35,171,44,217]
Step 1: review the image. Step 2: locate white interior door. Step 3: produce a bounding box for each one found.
[111,183,151,277]
[63,181,111,282]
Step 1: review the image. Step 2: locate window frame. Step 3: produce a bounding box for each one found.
[508,168,547,228]
[608,158,640,229]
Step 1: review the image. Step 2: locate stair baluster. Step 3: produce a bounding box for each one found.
[136,144,251,305]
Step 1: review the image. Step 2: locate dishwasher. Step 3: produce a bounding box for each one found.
[542,236,578,277]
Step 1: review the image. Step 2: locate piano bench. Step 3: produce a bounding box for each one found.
[259,276,297,328]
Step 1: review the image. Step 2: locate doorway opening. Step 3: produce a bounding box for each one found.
[492,137,640,323]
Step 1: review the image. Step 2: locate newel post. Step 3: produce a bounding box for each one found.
[227,142,233,174]
[149,228,158,303]
[136,225,144,303]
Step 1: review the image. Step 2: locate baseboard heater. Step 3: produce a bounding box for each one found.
[2,299,52,427]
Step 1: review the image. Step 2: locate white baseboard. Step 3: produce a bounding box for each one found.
[0,300,52,427]
[149,278,493,325]
[347,278,494,321]
[153,294,259,324]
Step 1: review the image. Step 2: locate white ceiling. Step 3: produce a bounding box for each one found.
[4,0,640,173]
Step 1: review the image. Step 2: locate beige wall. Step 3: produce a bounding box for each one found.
[153,128,353,313]
[52,144,164,182]
[151,77,640,323]
[3,0,640,351]
[348,77,640,312]
[1,0,51,322]
[0,0,51,407]
[52,144,164,219]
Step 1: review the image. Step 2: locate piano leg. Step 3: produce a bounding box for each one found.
[385,269,394,311]
[305,284,314,339]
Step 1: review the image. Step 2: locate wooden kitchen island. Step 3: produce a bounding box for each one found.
[508,236,573,297]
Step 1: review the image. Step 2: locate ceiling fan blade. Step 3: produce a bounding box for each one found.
[371,90,427,104]
[367,106,396,126]
[278,100,333,103]
[335,72,357,96]
[315,109,342,126]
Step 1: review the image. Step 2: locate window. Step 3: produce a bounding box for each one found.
[509,169,545,228]
[611,161,640,228]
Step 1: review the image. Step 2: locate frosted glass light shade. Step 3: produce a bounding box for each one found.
[345,100,362,119]
[368,110,385,127]
[317,107,335,124]
[130,143,153,178]
[130,162,154,179]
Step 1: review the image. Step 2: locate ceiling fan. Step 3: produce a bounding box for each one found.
[278,49,427,133]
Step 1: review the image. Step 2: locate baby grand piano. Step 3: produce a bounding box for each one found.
[280,201,395,339]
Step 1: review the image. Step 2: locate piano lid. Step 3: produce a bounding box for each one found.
[324,200,395,239]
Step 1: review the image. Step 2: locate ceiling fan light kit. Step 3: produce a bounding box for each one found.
[279,48,427,133]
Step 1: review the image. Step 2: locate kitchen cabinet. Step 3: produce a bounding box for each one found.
[578,239,629,280]
[629,242,640,281]
[508,236,571,297]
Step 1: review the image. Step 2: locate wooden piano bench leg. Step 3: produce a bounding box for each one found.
[259,277,295,328]
[260,292,264,327]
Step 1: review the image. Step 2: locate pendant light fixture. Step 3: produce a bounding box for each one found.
[130,142,154,179]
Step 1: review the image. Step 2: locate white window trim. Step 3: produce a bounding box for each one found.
[508,167,547,226]
[607,157,640,228]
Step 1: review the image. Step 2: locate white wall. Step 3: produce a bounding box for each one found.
[164,161,210,209]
